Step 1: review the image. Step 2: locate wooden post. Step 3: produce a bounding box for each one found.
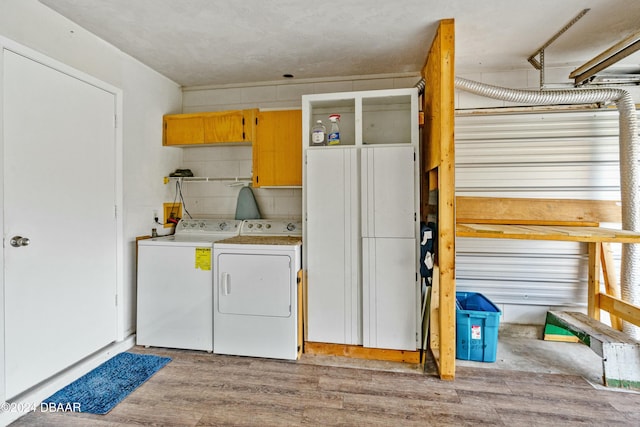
[422,18,456,380]
[600,242,623,330]
[587,242,601,321]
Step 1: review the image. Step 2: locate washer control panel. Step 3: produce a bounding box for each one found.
[176,219,242,235]
[240,219,302,236]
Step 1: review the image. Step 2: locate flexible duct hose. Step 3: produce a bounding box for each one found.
[443,77,640,337]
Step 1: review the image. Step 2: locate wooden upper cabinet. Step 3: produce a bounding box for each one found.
[163,116,204,145]
[163,109,257,146]
[253,109,302,187]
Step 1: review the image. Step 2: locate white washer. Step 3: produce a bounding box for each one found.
[137,218,242,351]
[213,219,302,360]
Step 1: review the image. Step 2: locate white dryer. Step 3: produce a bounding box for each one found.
[213,219,302,360]
[137,218,242,351]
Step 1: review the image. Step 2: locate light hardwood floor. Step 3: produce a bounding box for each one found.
[11,346,640,426]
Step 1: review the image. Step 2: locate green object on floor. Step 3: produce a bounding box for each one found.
[543,323,579,342]
[544,312,581,342]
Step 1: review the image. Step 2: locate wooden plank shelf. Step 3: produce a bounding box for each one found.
[457,223,640,243]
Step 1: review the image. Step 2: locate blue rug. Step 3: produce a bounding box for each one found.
[43,352,171,414]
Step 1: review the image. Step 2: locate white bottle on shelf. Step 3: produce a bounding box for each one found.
[311,120,326,146]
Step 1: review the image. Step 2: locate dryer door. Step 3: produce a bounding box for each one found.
[217,253,292,317]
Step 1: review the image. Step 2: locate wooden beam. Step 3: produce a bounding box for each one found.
[422,18,456,381]
[456,197,622,225]
[304,342,420,364]
[600,294,640,328]
[456,223,640,243]
[600,242,623,330]
[588,242,601,321]
[429,265,440,353]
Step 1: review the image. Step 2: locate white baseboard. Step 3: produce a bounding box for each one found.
[1,335,135,426]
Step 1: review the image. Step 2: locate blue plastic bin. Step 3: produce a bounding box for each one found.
[456,292,501,362]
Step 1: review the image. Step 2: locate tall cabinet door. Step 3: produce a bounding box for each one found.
[362,238,417,350]
[361,145,418,350]
[361,146,416,238]
[306,148,361,345]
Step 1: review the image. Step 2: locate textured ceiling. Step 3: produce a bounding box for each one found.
[38,0,640,87]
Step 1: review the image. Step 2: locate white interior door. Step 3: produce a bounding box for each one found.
[3,49,118,398]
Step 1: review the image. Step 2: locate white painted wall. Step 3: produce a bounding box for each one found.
[179,74,422,219]
[0,1,183,344]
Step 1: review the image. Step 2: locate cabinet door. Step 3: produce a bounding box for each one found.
[163,115,204,145]
[361,145,415,238]
[306,148,361,345]
[242,108,258,143]
[163,109,257,146]
[362,237,417,350]
[202,110,245,143]
[253,110,302,187]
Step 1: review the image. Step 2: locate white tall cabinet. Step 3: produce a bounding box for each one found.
[302,88,420,351]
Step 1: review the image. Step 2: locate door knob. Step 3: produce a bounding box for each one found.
[10,236,30,247]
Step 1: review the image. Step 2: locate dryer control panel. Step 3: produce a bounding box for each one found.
[240,219,302,236]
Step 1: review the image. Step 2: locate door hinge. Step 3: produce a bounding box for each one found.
[243,132,246,140]
[115,294,118,306]
[242,117,245,125]
[255,117,258,125]
[114,205,118,219]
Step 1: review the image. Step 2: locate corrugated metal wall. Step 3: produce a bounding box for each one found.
[455,108,626,310]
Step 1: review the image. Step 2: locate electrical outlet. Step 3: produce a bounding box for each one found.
[163,202,182,228]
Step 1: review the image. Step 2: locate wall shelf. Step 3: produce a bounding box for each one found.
[164,176,253,186]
